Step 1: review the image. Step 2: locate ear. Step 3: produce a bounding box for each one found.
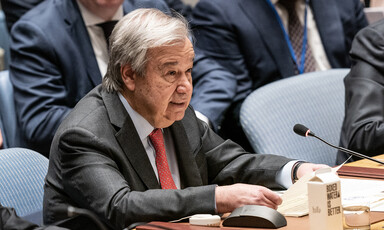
[121,64,136,91]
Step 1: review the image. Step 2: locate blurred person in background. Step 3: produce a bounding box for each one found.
[191,0,368,151]
[9,0,232,157]
[337,19,384,164]
[1,0,44,32]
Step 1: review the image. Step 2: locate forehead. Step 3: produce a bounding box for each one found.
[148,39,195,67]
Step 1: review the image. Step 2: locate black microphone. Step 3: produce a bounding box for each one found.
[293,124,384,165]
[53,205,108,230]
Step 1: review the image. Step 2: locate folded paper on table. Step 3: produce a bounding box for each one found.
[277,166,342,217]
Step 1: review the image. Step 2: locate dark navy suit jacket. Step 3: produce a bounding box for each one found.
[191,0,368,130]
[10,0,169,156]
[0,0,43,32]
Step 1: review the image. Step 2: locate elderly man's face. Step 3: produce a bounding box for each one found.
[125,38,194,128]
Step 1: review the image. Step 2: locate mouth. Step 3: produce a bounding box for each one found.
[170,101,186,108]
[170,101,185,105]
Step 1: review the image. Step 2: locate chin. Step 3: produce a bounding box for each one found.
[174,111,186,121]
[161,112,185,126]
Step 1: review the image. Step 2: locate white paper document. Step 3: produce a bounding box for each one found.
[341,178,384,212]
[277,166,384,216]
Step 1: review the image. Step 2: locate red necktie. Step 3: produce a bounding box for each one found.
[149,129,177,189]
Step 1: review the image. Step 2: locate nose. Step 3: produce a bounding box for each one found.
[176,74,192,94]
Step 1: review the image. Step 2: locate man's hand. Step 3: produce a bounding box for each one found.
[215,183,282,214]
[296,163,329,179]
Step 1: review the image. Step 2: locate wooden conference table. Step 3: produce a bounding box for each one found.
[137,155,384,230]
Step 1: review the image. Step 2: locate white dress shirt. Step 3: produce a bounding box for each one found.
[77,1,123,77]
[272,0,331,71]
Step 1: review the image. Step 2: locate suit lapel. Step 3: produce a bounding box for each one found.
[310,0,345,67]
[116,121,161,189]
[62,0,102,86]
[168,122,203,188]
[103,90,160,189]
[239,0,296,77]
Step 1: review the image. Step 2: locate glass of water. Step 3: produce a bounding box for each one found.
[342,196,370,230]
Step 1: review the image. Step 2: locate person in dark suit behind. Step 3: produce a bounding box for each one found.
[337,19,384,164]
[0,0,43,32]
[9,0,168,156]
[190,0,368,151]
[44,8,327,230]
[9,0,233,157]
[0,0,194,32]
[164,0,193,21]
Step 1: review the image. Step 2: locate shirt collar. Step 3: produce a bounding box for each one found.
[118,92,154,142]
[77,0,124,26]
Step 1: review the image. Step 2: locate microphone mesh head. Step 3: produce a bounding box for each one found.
[293,124,310,137]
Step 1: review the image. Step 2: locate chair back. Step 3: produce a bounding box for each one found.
[0,148,48,225]
[240,69,350,166]
[0,70,24,148]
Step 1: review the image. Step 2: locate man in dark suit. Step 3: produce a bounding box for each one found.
[164,0,193,21]
[9,0,168,156]
[337,19,384,164]
[10,0,229,157]
[0,0,44,32]
[190,0,368,151]
[1,0,194,32]
[44,8,327,229]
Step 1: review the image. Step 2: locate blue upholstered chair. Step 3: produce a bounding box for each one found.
[240,69,350,166]
[0,148,48,225]
[0,70,24,148]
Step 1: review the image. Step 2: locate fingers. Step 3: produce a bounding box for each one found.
[259,187,283,209]
[312,164,330,170]
[296,163,330,179]
[251,187,281,209]
[215,184,283,213]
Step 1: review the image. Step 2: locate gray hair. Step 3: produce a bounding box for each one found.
[102,8,191,93]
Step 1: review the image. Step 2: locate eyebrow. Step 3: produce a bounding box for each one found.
[158,57,195,70]
[157,62,177,72]
[161,61,178,68]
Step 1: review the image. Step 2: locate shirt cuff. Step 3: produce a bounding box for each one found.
[276,160,298,189]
